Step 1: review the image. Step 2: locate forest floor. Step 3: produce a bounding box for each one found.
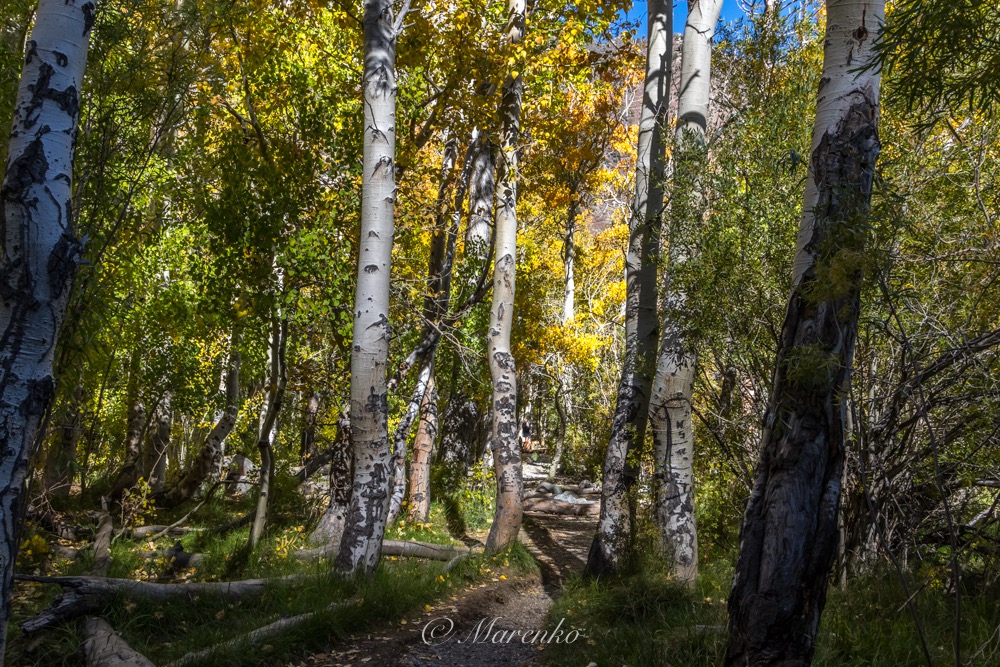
[304,464,598,667]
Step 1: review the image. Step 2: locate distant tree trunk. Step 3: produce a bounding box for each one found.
[0,1,95,657]
[109,352,146,495]
[335,0,401,575]
[144,393,171,493]
[648,0,724,585]
[562,193,578,323]
[726,1,883,663]
[463,131,495,286]
[300,391,321,464]
[157,329,241,507]
[485,0,526,553]
[309,409,353,549]
[385,139,458,526]
[43,384,84,500]
[248,315,288,551]
[407,374,438,522]
[587,0,671,577]
[548,381,569,480]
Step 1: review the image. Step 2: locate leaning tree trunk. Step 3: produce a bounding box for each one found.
[586,0,671,577]
[248,315,288,551]
[407,374,438,522]
[648,0,724,585]
[725,1,883,664]
[0,0,96,658]
[157,328,241,507]
[335,0,401,575]
[484,0,526,553]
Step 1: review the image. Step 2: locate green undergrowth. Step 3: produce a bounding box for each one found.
[9,495,533,666]
[542,557,1000,667]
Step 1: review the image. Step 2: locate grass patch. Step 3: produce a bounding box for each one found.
[542,558,1000,667]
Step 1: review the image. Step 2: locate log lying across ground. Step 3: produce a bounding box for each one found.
[162,600,358,667]
[523,496,600,516]
[81,616,155,667]
[295,539,477,562]
[17,574,304,633]
[128,525,202,539]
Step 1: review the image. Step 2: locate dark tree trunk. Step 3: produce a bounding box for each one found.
[310,410,353,549]
[143,393,171,493]
[43,384,84,500]
[726,1,883,663]
[300,391,321,464]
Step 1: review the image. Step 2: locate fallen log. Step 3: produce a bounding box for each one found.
[162,600,357,667]
[128,525,202,539]
[295,539,475,562]
[523,497,599,516]
[81,616,155,667]
[17,573,303,633]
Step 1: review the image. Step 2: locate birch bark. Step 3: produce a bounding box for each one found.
[0,5,95,647]
[726,1,883,663]
[335,0,400,574]
[485,0,526,552]
[648,0,723,585]
[586,0,671,576]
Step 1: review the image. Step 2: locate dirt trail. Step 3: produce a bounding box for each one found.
[304,468,597,667]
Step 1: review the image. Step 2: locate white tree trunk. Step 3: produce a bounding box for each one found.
[0,0,95,658]
[648,0,724,585]
[249,315,288,550]
[726,1,883,663]
[485,0,526,553]
[335,0,400,575]
[587,0,671,576]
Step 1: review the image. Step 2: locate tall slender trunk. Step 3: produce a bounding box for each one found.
[0,1,95,656]
[110,350,146,495]
[648,0,724,585]
[485,0,526,553]
[43,384,84,500]
[300,391,321,464]
[586,0,671,577]
[144,392,171,493]
[248,315,288,551]
[157,328,241,507]
[335,0,401,575]
[463,131,495,286]
[562,194,578,323]
[407,373,437,522]
[726,1,883,663]
[385,139,458,525]
[548,381,569,480]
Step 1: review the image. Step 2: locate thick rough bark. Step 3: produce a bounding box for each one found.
[407,374,438,522]
[309,409,353,549]
[587,0,671,577]
[143,392,171,493]
[485,0,526,553]
[725,2,884,664]
[648,0,723,584]
[249,315,287,550]
[157,329,241,507]
[81,617,155,667]
[335,0,400,575]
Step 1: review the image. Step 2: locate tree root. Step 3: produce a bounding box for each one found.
[81,616,155,667]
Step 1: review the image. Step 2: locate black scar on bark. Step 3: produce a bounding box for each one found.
[47,231,81,299]
[25,64,81,124]
[2,138,49,204]
[25,376,56,418]
[24,40,37,65]
[82,3,96,36]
